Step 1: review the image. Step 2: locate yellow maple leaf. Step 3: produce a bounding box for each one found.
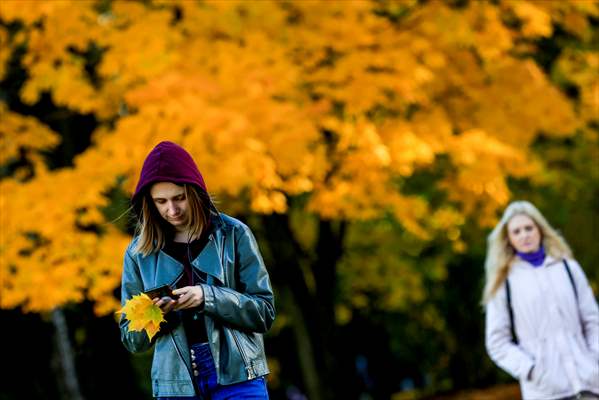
[145,321,162,342]
[116,293,165,341]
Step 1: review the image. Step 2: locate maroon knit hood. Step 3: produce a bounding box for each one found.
[132,141,209,210]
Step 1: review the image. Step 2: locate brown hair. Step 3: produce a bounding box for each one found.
[133,183,210,256]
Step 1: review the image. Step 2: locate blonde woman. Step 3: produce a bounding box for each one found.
[484,201,599,400]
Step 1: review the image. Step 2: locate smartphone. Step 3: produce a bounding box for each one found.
[143,284,178,300]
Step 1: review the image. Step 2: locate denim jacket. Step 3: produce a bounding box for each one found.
[119,213,275,397]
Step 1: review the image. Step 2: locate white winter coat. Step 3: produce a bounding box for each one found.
[486,256,599,400]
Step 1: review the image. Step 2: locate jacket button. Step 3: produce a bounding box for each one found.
[191,355,195,361]
[190,349,195,355]
[193,370,199,376]
[192,362,197,368]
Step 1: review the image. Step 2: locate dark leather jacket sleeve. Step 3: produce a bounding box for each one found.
[119,249,153,353]
[201,224,275,333]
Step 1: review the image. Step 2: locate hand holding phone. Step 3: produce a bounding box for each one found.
[172,285,205,310]
[144,284,179,300]
[144,284,179,314]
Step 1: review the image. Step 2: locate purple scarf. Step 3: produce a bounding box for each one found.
[517,245,546,267]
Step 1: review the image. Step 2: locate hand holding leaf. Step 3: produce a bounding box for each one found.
[117,293,166,341]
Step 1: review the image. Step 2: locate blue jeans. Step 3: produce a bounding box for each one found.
[158,342,269,400]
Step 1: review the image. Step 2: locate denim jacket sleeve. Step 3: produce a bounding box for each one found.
[201,224,275,333]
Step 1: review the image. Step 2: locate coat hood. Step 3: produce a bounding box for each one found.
[132,141,209,209]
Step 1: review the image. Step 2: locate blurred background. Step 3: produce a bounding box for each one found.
[0,0,597,399]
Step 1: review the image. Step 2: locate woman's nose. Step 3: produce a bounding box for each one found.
[167,202,178,214]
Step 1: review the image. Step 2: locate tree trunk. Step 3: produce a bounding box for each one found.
[280,285,323,400]
[52,308,84,400]
[261,214,346,400]
[311,220,346,381]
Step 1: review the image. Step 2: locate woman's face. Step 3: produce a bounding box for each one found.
[150,182,188,229]
[506,214,541,254]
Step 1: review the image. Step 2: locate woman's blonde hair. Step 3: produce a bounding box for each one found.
[133,183,210,256]
[482,200,572,304]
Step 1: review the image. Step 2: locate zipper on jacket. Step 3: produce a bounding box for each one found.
[231,329,254,379]
[224,229,254,379]
[219,234,227,285]
[171,268,201,393]
[166,269,196,393]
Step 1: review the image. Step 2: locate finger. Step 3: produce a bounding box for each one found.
[171,290,186,305]
[156,297,175,310]
[155,296,169,308]
[175,295,195,310]
[162,301,176,314]
[165,299,179,312]
[173,299,189,310]
[180,293,202,309]
[173,291,188,302]
[172,287,188,297]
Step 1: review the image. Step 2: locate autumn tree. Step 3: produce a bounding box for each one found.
[1,1,597,398]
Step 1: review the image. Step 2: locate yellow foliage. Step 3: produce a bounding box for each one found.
[512,0,599,40]
[556,50,599,123]
[442,129,540,225]
[385,126,436,176]
[117,294,165,341]
[0,28,9,80]
[0,105,60,166]
[0,0,593,314]
[510,1,553,38]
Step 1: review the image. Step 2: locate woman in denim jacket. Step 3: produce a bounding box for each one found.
[119,141,275,399]
[484,201,599,400]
